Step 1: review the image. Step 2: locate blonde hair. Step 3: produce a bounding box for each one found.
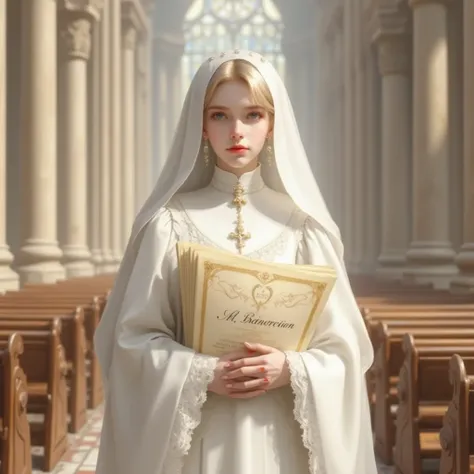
[203,60,274,118]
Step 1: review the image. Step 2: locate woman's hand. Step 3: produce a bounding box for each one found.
[223,342,290,396]
[208,349,267,399]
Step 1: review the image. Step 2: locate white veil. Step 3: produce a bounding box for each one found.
[94,49,343,387]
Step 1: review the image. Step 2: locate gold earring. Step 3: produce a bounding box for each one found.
[203,139,210,166]
[266,140,273,165]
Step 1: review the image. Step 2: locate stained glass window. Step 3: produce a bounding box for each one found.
[182,0,284,94]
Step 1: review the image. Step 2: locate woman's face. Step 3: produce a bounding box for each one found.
[203,80,272,176]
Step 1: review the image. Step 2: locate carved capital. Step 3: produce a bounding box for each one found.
[57,0,103,20]
[122,0,149,34]
[123,24,138,50]
[59,17,92,60]
[372,2,411,42]
[377,35,411,75]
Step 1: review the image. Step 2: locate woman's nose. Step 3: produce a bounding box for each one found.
[230,121,244,140]
[231,131,243,140]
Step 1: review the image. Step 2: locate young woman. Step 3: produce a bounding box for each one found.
[94,50,377,474]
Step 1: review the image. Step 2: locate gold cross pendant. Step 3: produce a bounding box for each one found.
[229,226,251,253]
[228,182,251,253]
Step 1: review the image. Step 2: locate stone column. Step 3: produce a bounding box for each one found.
[165,44,184,141]
[364,43,381,274]
[316,30,332,207]
[153,35,184,178]
[333,14,345,228]
[99,3,114,273]
[58,3,101,278]
[135,40,147,213]
[0,0,18,290]
[374,6,412,280]
[448,0,463,251]
[121,15,137,249]
[451,0,474,292]
[16,0,65,284]
[110,0,122,268]
[352,0,366,273]
[404,0,457,288]
[343,0,355,270]
[153,36,168,178]
[88,17,102,272]
[143,2,154,200]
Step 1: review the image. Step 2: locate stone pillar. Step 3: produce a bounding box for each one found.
[153,35,184,178]
[352,0,366,273]
[343,0,355,270]
[451,0,474,292]
[0,0,18,290]
[334,14,345,228]
[58,2,101,278]
[16,0,65,284]
[153,36,168,178]
[374,6,412,280]
[364,43,381,274]
[99,3,114,273]
[317,30,332,208]
[88,17,102,272]
[110,0,122,268]
[144,3,154,200]
[448,0,463,251]
[121,15,137,249]
[135,41,147,213]
[404,0,457,289]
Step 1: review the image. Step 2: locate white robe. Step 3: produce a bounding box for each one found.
[96,166,377,474]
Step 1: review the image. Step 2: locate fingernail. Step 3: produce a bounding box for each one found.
[222,375,229,380]
[259,367,265,373]
[226,384,232,388]
[263,377,269,383]
[224,363,231,368]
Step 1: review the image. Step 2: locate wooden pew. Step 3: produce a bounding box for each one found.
[0,295,104,409]
[438,354,474,474]
[0,333,32,474]
[393,335,474,474]
[0,307,87,433]
[372,322,474,464]
[0,321,68,472]
[363,307,474,433]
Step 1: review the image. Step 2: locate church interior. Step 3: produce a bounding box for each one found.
[1,0,474,473]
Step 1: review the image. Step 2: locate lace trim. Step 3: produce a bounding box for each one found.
[285,351,326,474]
[163,354,218,474]
[166,197,306,262]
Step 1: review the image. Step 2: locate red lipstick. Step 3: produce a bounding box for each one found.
[227,145,249,153]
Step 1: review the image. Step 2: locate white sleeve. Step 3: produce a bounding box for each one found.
[95,208,217,474]
[283,217,377,474]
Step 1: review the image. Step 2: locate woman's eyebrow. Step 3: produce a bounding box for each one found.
[207,105,264,110]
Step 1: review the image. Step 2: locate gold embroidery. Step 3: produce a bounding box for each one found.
[228,182,251,253]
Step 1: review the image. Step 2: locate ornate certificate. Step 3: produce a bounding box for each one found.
[177,242,337,357]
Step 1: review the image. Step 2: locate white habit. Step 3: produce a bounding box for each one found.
[96,166,377,474]
[94,49,377,474]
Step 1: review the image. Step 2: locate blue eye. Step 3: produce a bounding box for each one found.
[248,111,263,120]
[210,112,226,120]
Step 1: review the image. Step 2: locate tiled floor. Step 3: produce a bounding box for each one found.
[31,404,394,474]
[32,406,103,474]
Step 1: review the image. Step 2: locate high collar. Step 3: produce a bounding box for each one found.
[210,165,265,194]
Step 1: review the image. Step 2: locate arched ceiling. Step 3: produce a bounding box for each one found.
[152,0,316,39]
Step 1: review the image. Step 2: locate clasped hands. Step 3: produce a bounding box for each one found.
[208,342,290,399]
